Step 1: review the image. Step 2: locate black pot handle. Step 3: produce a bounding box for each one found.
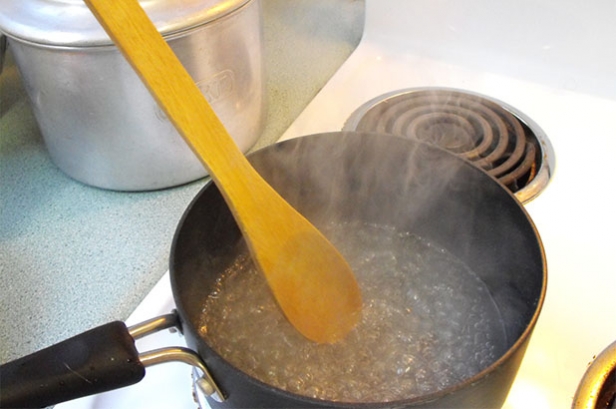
[0,314,225,408]
[0,321,144,408]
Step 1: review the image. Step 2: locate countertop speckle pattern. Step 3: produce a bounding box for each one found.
[0,0,364,364]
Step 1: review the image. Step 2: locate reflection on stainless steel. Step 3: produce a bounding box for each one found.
[128,314,178,339]
[343,88,555,204]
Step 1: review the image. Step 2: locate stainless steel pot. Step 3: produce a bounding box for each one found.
[0,0,265,191]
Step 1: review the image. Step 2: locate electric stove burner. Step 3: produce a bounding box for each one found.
[343,88,555,203]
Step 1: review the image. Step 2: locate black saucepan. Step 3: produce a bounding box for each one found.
[0,132,546,408]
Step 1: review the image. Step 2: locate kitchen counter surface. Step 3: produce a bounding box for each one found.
[0,0,364,364]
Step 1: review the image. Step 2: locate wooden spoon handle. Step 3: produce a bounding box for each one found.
[85,0,362,344]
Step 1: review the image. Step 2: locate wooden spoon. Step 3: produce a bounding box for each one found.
[84,0,362,343]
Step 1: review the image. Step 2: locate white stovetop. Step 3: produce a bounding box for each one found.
[60,0,616,407]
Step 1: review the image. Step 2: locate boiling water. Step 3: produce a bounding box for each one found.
[199,221,507,403]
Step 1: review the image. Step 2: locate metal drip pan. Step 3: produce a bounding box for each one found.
[343,88,555,204]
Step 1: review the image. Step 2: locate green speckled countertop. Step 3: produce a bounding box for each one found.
[0,0,364,364]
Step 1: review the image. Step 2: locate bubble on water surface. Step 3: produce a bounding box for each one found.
[199,221,507,402]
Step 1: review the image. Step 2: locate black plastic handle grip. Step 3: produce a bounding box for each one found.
[0,321,145,408]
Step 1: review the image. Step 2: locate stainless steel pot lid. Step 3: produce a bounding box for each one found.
[0,0,251,47]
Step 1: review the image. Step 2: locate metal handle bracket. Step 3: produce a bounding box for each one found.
[128,313,226,403]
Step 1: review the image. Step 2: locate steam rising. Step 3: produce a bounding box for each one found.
[172,131,544,404]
